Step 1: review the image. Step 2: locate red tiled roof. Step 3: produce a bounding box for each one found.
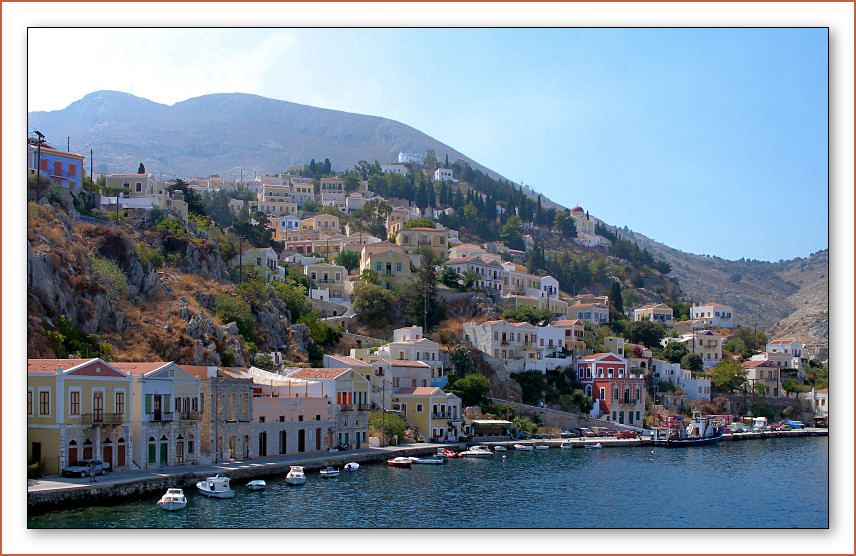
[569,303,607,309]
[816,388,828,393]
[768,339,797,345]
[552,319,583,326]
[178,365,214,378]
[289,368,351,379]
[325,355,370,367]
[393,387,442,396]
[742,360,777,368]
[111,362,171,376]
[381,360,430,368]
[28,358,96,374]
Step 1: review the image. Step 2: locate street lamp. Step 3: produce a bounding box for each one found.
[33,131,45,199]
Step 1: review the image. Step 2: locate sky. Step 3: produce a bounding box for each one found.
[26,27,828,262]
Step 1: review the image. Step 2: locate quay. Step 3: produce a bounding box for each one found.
[27,441,464,513]
[27,428,827,512]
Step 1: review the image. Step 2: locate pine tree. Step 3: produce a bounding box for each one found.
[138,162,145,174]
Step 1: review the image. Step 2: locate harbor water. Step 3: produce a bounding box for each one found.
[28,436,828,528]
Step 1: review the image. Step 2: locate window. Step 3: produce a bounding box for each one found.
[69,391,80,416]
[416,404,423,413]
[298,415,304,422]
[175,396,181,411]
[599,387,605,400]
[68,164,77,177]
[375,262,382,271]
[115,391,125,416]
[259,416,266,423]
[395,263,402,272]
[39,390,50,415]
[192,397,198,412]
[27,390,33,415]
[136,182,142,192]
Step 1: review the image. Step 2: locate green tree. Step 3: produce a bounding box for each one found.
[298,314,343,349]
[254,353,275,371]
[664,341,689,363]
[352,281,397,328]
[448,344,477,378]
[369,411,406,443]
[440,266,461,288]
[710,358,747,392]
[138,162,146,174]
[782,378,810,398]
[215,294,256,339]
[502,307,553,326]
[608,281,624,320]
[681,352,704,373]
[553,211,577,238]
[400,263,444,330]
[90,256,129,302]
[271,280,312,322]
[447,373,491,407]
[334,250,360,273]
[731,327,769,352]
[627,320,666,349]
[500,215,524,251]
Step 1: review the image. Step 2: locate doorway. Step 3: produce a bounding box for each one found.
[159,435,168,465]
[258,432,267,457]
[297,429,305,452]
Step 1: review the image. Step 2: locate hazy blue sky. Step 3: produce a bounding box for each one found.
[28,28,828,261]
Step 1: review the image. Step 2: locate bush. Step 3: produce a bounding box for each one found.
[44,315,112,360]
[136,242,163,270]
[215,294,255,340]
[220,348,236,367]
[90,256,129,301]
[27,462,45,479]
[370,411,406,443]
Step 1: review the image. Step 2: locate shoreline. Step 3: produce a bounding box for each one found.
[27,428,827,513]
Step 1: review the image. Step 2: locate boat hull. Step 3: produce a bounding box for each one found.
[246,481,266,490]
[652,435,722,447]
[286,477,306,485]
[387,461,411,468]
[196,485,235,498]
[320,471,340,478]
[157,500,187,511]
[411,458,446,464]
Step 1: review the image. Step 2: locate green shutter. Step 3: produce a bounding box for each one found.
[164,395,171,412]
[145,395,152,414]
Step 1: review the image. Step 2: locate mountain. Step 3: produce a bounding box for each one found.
[28,91,508,182]
[28,91,827,350]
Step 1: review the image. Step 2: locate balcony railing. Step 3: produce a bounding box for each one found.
[431,413,447,419]
[178,411,200,421]
[83,412,125,425]
[148,411,174,422]
[355,404,370,411]
[339,404,353,412]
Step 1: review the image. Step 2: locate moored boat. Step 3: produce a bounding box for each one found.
[560,442,574,450]
[157,488,187,510]
[513,444,534,452]
[319,466,340,478]
[459,445,493,458]
[387,457,412,468]
[652,411,724,447]
[196,475,235,499]
[344,462,360,472]
[286,466,307,485]
[246,480,266,490]
[535,445,549,450]
[585,443,603,449]
[493,445,507,452]
[438,448,460,458]
[411,457,447,465]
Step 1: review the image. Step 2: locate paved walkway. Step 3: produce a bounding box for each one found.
[27,442,458,494]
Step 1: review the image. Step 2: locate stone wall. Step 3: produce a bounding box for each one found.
[717,392,814,421]
[489,398,626,432]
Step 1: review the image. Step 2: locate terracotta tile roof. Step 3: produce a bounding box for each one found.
[696,303,732,308]
[552,319,583,326]
[325,355,370,367]
[381,360,430,368]
[580,352,612,360]
[393,387,442,396]
[178,365,215,378]
[569,303,607,309]
[289,368,351,379]
[28,358,96,374]
[111,362,171,376]
[768,339,798,345]
[816,388,828,393]
[742,360,777,368]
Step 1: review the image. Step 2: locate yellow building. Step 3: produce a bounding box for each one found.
[395,226,449,260]
[28,358,133,475]
[633,303,674,326]
[360,244,418,290]
[305,262,347,300]
[391,387,462,441]
[301,214,340,234]
[551,319,587,353]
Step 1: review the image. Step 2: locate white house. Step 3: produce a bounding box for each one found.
[381,164,408,176]
[433,168,453,182]
[650,359,711,401]
[690,303,734,328]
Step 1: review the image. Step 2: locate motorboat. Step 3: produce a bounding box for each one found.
[319,466,340,478]
[344,462,360,472]
[411,457,447,465]
[652,410,724,447]
[387,457,412,468]
[493,445,507,452]
[459,445,493,458]
[513,444,534,452]
[535,445,549,450]
[585,443,603,449]
[157,488,187,510]
[438,448,460,459]
[560,442,574,450]
[196,475,235,499]
[246,480,266,490]
[286,466,307,485]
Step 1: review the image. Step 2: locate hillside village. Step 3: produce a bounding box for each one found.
[26,138,829,475]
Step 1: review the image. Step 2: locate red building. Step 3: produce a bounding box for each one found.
[577,352,646,426]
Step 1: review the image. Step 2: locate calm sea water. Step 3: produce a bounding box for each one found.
[28,436,827,529]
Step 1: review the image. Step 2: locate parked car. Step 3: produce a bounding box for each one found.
[786,420,806,429]
[561,429,581,438]
[579,427,596,437]
[769,422,783,431]
[61,459,110,478]
[615,430,637,439]
[728,422,751,433]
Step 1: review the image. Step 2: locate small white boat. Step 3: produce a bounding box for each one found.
[514,444,534,452]
[493,445,507,452]
[319,466,340,478]
[459,445,493,458]
[585,443,603,449]
[246,480,266,490]
[196,475,235,499]
[286,466,306,485]
[387,457,413,468]
[535,445,549,450]
[560,442,574,450]
[344,462,359,472]
[157,488,187,511]
[411,457,447,465]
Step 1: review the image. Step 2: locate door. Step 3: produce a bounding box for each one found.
[315,428,321,451]
[148,442,156,464]
[176,440,184,464]
[159,440,168,465]
[229,436,236,459]
[258,432,267,457]
[117,442,126,469]
[67,444,78,466]
[83,441,93,460]
[102,444,112,469]
[31,442,41,463]
[298,429,305,452]
[153,395,162,421]
[93,392,104,422]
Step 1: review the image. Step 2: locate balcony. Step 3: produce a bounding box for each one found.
[83,412,125,425]
[431,413,447,419]
[178,411,200,421]
[355,404,370,411]
[147,411,174,422]
[339,404,353,412]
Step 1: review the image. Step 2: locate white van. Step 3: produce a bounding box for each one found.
[752,417,769,431]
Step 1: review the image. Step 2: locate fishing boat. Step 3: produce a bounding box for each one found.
[513,444,534,452]
[286,466,306,485]
[319,466,340,478]
[652,411,724,447]
[157,488,187,510]
[411,457,447,465]
[246,480,266,490]
[343,462,360,472]
[387,457,412,468]
[459,445,493,458]
[493,445,507,452]
[196,475,235,499]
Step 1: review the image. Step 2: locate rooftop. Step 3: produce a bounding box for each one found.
[28,358,96,374]
[288,368,352,379]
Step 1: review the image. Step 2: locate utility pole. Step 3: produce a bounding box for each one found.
[381,380,387,448]
[33,131,45,200]
[90,149,93,191]
[238,236,244,284]
[67,136,70,152]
